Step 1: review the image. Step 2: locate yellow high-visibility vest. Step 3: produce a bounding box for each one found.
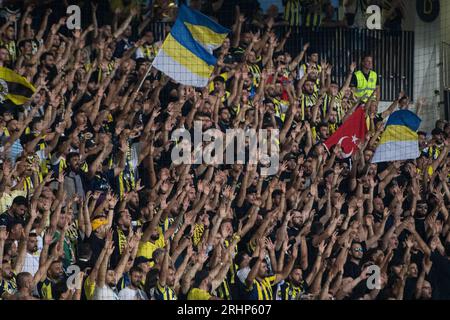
[355,70,377,102]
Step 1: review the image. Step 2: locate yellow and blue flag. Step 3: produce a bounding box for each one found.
[0,67,36,106]
[372,110,422,163]
[153,4,230,88]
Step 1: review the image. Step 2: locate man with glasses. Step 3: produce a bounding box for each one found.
[344,242,364,279]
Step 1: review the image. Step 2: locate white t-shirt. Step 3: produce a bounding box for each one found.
[22,252,40,276]
[118,287,148,300]
[237,267,251,285]
[93,285,119,300]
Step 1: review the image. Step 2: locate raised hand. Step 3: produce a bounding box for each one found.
[265,237,275,251]
[303,42,310,52]
[318,240,326,254]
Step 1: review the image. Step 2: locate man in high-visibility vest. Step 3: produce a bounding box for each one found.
[350,54,380,103]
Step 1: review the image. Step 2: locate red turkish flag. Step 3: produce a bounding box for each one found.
[324,107,368,158]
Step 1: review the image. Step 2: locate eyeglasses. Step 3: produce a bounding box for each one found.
[353,248,364,252]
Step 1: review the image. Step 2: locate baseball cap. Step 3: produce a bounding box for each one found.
[134,256,152,267]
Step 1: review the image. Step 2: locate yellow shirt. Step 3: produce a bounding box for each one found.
[209,72,229,92]
[187,288,212,300]
[137,230,165,260]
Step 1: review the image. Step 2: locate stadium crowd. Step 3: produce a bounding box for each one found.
[0,0,449,301]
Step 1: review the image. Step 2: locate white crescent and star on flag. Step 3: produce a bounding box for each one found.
[337,135,360,158]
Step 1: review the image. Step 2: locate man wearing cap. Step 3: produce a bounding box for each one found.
[88,217,109,266]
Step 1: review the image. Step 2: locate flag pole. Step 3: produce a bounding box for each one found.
[136,61,154,93]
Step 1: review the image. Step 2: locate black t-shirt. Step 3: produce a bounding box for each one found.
[0,211,24,229]
[287,225,300,244]
[235,201,252,221]
[343,260,361,279]
[110,228,130,269]
[86,233,105,266]
[305,237,318,276]
[429,251,450,299]
[404,277,418,300]
[414,217,427,242]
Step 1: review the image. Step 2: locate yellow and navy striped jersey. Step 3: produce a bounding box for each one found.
[217,279,232,300]
[154,283,177,300]
[299,91,318,121]
[322,92,344,123]
[284,0,301,26]
[245,275,276,300]
[247,59,263,87]
[0,276,16,298]
[276,281,306,300]
[37,278,54,300]
[423,145,441,160]
[193,223,205,247]
[139,44,159,62]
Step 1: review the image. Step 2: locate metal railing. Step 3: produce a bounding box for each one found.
[443,42,450,91]
[284,27,415,101]
[148,23,415,102]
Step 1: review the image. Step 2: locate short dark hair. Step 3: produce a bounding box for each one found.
[129,266,144,275]
[432,128,443,136]
[193,270,210,288]
[18,39,32,49]
[66,152,80,163]
[272,190,282,197]
[417,131,427,137]
[362,52,373,60]
[292,264,303,271]
[12,196,28,207]
[249,257,267,271]
[40,52,54,62]
[324,169,334,178]
[235,251,248,266]
[351,241,363,248]
[213,76,225,84]
[144,269,160,295]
